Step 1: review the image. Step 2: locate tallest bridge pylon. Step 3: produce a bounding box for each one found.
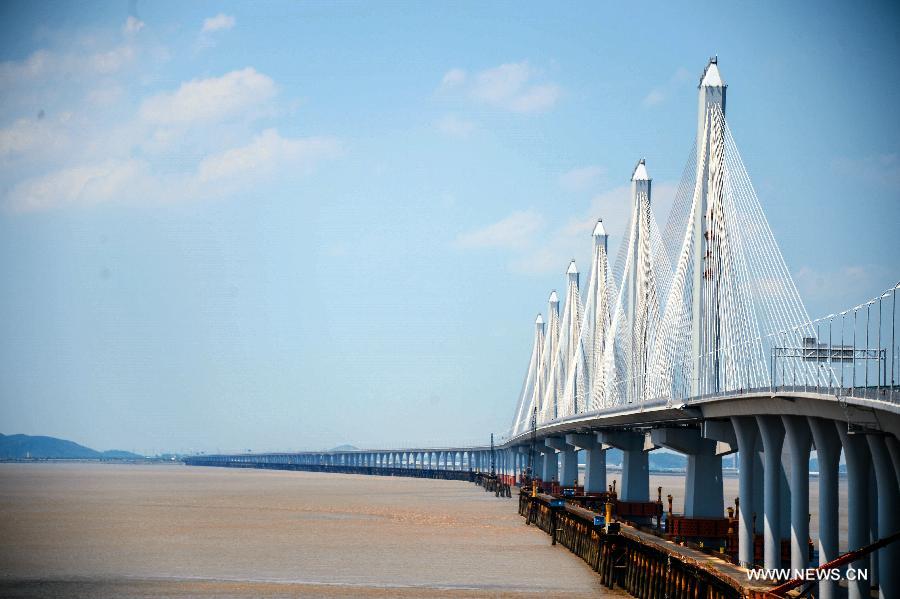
[690,57,728,397]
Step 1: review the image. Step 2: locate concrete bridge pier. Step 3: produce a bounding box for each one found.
[731,416,758,567]
[567,433,606,493]
[546,437,578,487]
[782,416,812,572]
[808,417,840,599]
[756,415,784,570]
[599,430,650,501]
[515,446,529,478]
[651,427,723,517]
[868,434,899,599]
[534,449,547,480]
[538,445,558,482]
[839,424,872,599]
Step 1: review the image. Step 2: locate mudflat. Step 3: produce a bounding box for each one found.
[0,463,619,598]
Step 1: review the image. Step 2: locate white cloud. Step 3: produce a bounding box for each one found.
[123,16,145,35]
[794,264,892,314]
[438,61,561,114]
[139,68,275,125]
[198,128,341,183]
[455,210,544,250]
[86,85,124,106]
[642,67,691,109]
[90,45,136,74]
[831,153,900,189]
[470,62,560,113]
[559,165,606,192]
[0,20,341,214]
[440,68,466,89]
[0,45,137,85]
[202,14,236,33]
[436,115,475,138]
[642,89,665,107]
[6,159,148,212]
[506,83,560,113]
[6,129,341,212]
[0,115,72,161]
[456,180,678,276]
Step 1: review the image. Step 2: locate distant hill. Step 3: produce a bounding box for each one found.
[0,433,143,460]
[330,444,359,451]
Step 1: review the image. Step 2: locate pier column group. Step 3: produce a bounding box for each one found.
[567,433,606,493]
[650,427,723,518]
[599,430,649,501]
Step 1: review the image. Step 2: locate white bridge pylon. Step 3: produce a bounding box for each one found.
[510,58,831,436]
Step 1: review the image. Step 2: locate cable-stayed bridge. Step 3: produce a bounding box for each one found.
[186,59,899,599]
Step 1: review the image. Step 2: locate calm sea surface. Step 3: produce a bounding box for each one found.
[0,463,621,598]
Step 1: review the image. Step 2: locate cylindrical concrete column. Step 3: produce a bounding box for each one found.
[585,446,606,493]
[560,448,578,488]
[783,416,811,572]
[808,416,840,598]
[868,434,898,599]
[621,448,649,501]
[534,451,544,479]
[838,423,872,599]
[757,415,784,569]
[542,449,558,482]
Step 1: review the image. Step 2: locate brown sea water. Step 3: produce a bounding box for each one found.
[0,463,621,598]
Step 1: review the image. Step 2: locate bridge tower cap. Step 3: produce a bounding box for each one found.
[592,219,607,238]
[631,158,650,182]
[700,56,724,88]
[566,259,578,275]
[549,290,559,303]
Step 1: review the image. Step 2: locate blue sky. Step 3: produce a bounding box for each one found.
[1,1,898,454]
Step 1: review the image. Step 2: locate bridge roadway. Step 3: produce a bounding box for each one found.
[186,445,494,479]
